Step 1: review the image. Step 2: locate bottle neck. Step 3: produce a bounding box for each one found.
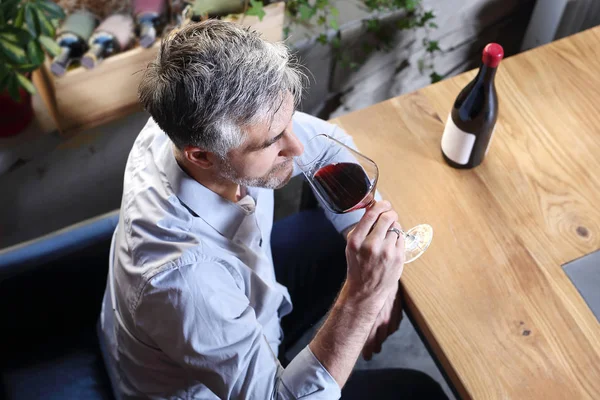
[477,64,497,85]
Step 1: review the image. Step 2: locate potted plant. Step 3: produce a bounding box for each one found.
[0,0,64,137]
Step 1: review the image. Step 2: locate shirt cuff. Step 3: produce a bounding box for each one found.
[323,190,382,234]
[279,346,341,399]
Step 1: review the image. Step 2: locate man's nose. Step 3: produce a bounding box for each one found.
[281,132,304,158]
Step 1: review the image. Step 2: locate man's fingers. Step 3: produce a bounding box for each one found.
[369,210,399,242]
[388,286,404,336]
[348,201,392,245]
[374,324,388,354]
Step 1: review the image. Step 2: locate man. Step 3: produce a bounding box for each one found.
[100,20,447,399]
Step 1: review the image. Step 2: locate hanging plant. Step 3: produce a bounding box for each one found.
[245,0,442,82]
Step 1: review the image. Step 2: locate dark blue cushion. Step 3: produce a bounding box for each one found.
[0,211,119,400]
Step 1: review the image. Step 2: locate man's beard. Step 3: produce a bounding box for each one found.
[217,157,294,189]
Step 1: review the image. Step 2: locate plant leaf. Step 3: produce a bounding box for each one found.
[430,71,442,83]
[245,0,266,21]
[0,0,20,22]
[35,8,55,37]
[426,40,440,53]
[14,7,26,28]
[328,16,339,30]
[316,33,328,45]
[0,27,33,46]
[39,34,61,56]
[36,0,66,20]
[16,72,36,94]
[0,37,27,64]
[299,4,314,21]
[25,4,40,37]
[27,40,44,65]
[330,7,339,17]
[7,73,21,102]
[15,63,40,72]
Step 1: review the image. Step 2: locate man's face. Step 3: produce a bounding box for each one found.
[215,94,304,189]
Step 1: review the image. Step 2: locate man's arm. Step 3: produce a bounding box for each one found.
[136,261,343,399]
[308,201,405,386]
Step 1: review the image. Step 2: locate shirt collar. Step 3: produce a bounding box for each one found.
[159,140,249,239]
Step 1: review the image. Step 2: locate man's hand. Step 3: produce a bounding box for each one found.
[308,201,406,388]
[362,282,403,360]
[344,201,405,304]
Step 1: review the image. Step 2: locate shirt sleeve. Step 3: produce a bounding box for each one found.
[135,261,341,400]
[292,112,382,234]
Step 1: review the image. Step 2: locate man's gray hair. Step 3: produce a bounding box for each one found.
[138,20,305,156]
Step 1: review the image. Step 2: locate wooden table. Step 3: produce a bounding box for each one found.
[331,26,600,399]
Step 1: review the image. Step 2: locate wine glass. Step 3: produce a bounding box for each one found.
[295,134,433,264]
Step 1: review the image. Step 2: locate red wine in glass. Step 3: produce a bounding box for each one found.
[295,134,433,263]
[313,162,375,213]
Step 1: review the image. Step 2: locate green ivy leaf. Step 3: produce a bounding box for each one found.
[36,0,66,20]
[405,0,418,11]
[428,22,438,29]
[330,7,339,17]
[316,0,329,9]
[27,40,44,65]
[426,40,440,53]
[16,72,36,94]
[245,0,266,21]
[328,16,339,30]
[317,15,326,25]
[316,33,328,45]
[421,11,435,23]
[39,34,61,56]
[299,4,314,21]
[430,72,443,83]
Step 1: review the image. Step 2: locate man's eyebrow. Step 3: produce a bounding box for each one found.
[255,131,284,150]
[249,113,294,151]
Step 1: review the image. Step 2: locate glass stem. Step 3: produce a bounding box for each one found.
[400,229,419,250]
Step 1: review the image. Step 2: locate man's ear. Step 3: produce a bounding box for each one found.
[182,146,218,169]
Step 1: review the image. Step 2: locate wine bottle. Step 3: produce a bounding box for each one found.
[133,0,168,48]
[180,0,244,23]
[81,14,135,69]
[441,43,504,169]
[50,11,97,77]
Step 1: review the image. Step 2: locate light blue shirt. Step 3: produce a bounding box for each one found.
[100,112,373,399]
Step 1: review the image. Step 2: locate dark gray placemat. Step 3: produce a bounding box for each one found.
[563,249,600,321]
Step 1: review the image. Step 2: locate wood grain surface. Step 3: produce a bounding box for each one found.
[331,27,600,399]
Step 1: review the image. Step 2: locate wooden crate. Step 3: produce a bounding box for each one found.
[33,2,285,137]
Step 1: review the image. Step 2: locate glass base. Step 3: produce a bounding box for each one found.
[403,224,433,264]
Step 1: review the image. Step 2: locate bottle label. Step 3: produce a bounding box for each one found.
[441,114,476,165]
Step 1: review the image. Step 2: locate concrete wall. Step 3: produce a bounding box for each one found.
[292,0,536,118]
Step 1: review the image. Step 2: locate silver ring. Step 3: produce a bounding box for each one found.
[387,227,401,240]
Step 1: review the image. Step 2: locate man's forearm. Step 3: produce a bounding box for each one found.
[308,282,383,388]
